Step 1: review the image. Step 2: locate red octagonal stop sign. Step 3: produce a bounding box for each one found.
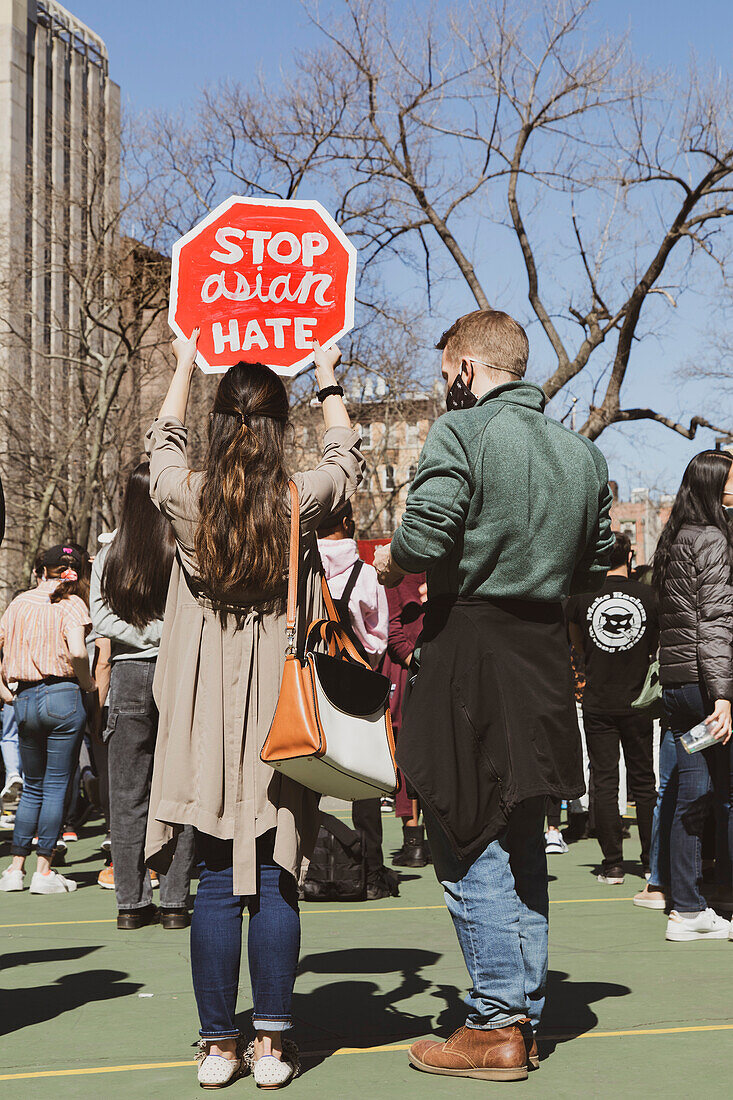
[169,196,357,376]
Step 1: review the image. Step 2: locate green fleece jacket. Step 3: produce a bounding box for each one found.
[390,381,613,601]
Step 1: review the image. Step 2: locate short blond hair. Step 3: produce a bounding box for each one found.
[436,310,529,377]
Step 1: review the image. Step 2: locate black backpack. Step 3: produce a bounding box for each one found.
[330,560,371,664]
[302,812,366,902]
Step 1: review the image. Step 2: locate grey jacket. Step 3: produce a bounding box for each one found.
[90,543,163,661]
[658,524,733,701]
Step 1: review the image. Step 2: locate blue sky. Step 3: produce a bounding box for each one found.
[71,0,732,496]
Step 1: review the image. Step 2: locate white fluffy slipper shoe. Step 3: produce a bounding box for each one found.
[196,1041,244,1089]
[244,1039,300,1090]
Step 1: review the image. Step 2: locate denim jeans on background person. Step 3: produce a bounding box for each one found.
[1,702,22,780]
[11,681,86,858]
[664,684,733,913]
[424,796,548,1033]
[647,727,678,890]
[583,711,657,872]
[190,829,301,1039]
[106,658,194,911]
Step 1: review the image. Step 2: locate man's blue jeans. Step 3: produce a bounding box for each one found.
[11,681,86,858]
[663,684,732,913]
[425,796,548,1032]
[647,726,678,890]
[1,702,21,779]
[190,829,300,1040]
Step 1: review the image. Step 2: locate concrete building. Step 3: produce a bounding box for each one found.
[0,0,120,589]
[294,383,443,539]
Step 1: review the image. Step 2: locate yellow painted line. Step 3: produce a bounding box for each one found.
[550,896,635,905]
[0,896,637,930]
[2,1024,733,1081]
[0,1062,193,1081]
[0,917,117,929]
[565,1024,733,1038]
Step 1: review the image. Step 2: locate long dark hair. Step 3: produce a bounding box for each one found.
[653,450,733,593]
[195,362,290,610]
[101,461,176,627]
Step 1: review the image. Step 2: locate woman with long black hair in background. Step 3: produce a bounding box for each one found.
[90,462,195,930]
[654,450,733,942]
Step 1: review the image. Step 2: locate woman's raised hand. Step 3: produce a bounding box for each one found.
[171,328,200,372]
[159,328,200,422]
[313,340,341,390]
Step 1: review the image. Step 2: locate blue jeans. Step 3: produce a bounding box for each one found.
[425,796,548,1032]
[11,682,86,858]
[663,684,733,913]
[647,726,678,890]
[1,702,21,778]
[190,830,301,1040]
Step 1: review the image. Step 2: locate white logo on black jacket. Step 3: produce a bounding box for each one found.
[586,590,646,653]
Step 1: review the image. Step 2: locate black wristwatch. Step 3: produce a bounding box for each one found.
[316,384,344,403]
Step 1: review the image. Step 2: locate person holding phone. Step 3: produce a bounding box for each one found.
[654,450,733,942]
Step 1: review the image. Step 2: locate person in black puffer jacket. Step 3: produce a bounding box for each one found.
[653,450,733,942]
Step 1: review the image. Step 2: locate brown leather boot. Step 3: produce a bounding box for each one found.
[519,1024,539,1068]
[409,1024,528,1081]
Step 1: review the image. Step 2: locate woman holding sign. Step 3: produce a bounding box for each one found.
[144,331,363,1089]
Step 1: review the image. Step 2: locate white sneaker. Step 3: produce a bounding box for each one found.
[545,828,568,855]
[665,907,731,941]
[633,886,666,910]
[597,867,625,885]
[195,1042,243,1088]
[1,773,23,810]
[0,866,24,891]
[29,870,78,894]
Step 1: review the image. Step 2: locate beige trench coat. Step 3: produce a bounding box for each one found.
[143,416,364,895]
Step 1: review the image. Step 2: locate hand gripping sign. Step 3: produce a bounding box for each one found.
[169,197,357,377]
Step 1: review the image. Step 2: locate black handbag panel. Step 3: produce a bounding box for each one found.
[310,652,391,717]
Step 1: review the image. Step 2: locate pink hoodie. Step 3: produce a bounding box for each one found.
[317,538,389,668]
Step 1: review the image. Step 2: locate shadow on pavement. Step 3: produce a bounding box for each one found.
[538,969,631,1058]
[0,945,142,1037]
[236,947,444,1074]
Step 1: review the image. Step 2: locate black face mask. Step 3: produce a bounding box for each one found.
[446,375,477,412]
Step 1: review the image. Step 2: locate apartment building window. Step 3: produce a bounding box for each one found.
[359,423,372,450]
[384,464,395,491]
[408,463,417,482]
[405,422,420,447]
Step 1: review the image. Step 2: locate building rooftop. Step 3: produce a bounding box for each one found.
[37,0,108,67]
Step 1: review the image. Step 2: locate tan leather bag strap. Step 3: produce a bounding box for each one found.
[286,482,368,666]
[286,480,300,652]
[306,617,372,669]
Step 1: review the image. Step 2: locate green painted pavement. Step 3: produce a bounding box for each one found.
[1,815,731,1098]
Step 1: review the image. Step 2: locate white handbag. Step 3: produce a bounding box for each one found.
[260,481,398,801]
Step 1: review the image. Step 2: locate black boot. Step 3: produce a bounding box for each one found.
[393,825,429,868]
[365,866,400,900]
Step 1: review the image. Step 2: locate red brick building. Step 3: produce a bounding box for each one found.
[609,482,673,565]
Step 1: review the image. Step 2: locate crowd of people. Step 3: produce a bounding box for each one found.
[0,307,731,1087]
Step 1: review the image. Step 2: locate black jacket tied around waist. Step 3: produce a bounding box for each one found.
[396,597,584,860]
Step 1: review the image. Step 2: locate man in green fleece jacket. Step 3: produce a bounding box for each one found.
[375,309,613,1081]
